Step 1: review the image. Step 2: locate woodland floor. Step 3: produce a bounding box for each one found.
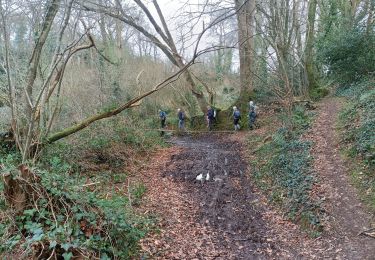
[135,98,375,259]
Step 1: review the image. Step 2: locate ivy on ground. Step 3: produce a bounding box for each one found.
[0,154,149,259]
[251,107,322,234]
[337,78,375,211]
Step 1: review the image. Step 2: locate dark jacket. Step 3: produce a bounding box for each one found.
[207,109,215,120]
[178,111,185,120]
[233,110,241,119]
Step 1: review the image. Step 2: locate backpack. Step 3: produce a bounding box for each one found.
[234,110,240,119]
[160,111,166,119]
[250,105,255,112]
[250,105,257,116]
[249,111,256,119]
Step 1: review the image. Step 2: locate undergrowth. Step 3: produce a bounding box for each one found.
[0,155,150,259]
[81,116,167,151]
[0,116,165,259]
[251,106,322,234]
[337,78,375,211]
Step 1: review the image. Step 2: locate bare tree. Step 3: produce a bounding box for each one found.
[253,0,311,113]
[79,0,238,114]
[0,0,98,160]
[235,0,256,106]
[1,0,237,161]
[305,0,318,92]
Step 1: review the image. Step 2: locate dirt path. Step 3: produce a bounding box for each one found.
[138,133,278,259]
[137,98,375,259]
[303,98,375,259]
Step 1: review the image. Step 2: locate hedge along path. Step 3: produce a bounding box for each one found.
[303,97,375,259]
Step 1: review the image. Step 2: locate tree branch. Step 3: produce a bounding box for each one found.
[47,58,196,143]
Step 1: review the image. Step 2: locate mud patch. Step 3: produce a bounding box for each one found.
[163,134,275,258]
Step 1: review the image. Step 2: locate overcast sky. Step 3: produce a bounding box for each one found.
[140,0,239,70]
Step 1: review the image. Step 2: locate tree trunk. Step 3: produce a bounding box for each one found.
[22,0,61,161]
[25,0,61,119]
[304,0,318,93]
[3,165,36,213]
[294,0,308,97]
[366,0,374,34]
[235,0,256,110]
[98,0,108,47]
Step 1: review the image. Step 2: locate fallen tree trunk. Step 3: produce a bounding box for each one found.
[47,59,195,144]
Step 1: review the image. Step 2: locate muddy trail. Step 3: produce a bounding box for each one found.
[139,133,277,259]
[165,135,272,257]
[138,98,375,259]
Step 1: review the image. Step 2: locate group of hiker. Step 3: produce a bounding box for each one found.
[232,101,258,131]
[158,100,258,133]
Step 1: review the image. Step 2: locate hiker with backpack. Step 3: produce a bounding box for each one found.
[206,106,215,131]
[177,108,185,131]
[158,109,167,136]
[232,106,241,131]
[248,101,258,130]
[159,109,167,128]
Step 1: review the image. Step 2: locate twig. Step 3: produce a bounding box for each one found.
[358,228,375,239]
[82,182,101,187]
[48,197,58,227]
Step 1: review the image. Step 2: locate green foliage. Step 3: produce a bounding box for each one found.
[184,92,200,117]
[291,105,313,131]
[338,79,375,167]
[0,112,167,258]
[0,157,149,258]
[337,79,375,211]
[309,87,330,101]
[76,117,166,152]
[130,182,147,206]
[252,108,321,232]
[317,27,375,83]
[252,88,274,104]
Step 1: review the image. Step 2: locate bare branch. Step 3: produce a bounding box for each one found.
[46,58,196,143]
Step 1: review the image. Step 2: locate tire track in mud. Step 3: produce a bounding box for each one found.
[162,134,275,259]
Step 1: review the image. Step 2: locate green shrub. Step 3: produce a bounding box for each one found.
[292,105,313,131]
[0,157,149,258]
[317,28,375,83]
[309,87,330,101]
